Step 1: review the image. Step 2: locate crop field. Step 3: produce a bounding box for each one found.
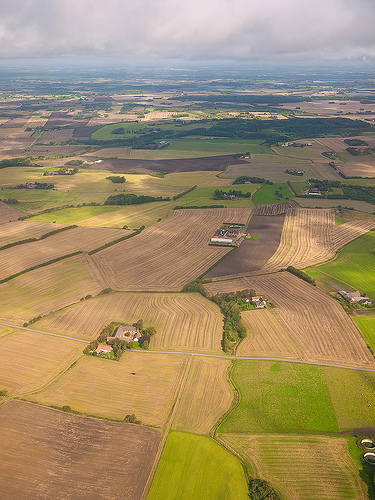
[0,220,66,246]
[262,207,375,272]
[172,357,233,434]
[221,434,367,500]
[205,213,285,279]
[175,183,256,208]
[307,230,375,300]
[237,309,301,359]
[206,272,375,367]
[354,316,375,353]
[91,208,250,291]
[30,205,120,224]
[36,292,224,353]
[0,255,102,324]
[147,431,249,500]
[0,400,161,500]
[0,201,26,224]
[295,196,375,212]
[0,326,83,395]
[339,159,375,178]
[0,226,127,280]
[30,352,187,426]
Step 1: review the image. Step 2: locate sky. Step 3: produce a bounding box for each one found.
[0,0,375,64]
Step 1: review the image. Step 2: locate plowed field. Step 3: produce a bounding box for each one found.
[206,272,375,367]
[237,309,301,359]
[262,207,374,271]
[91,208,250,291]
[0,226,127,280]
[36,292,224,353]
[0,220,65,247]
[222,434,367,500]
[30,352,186,426]
[0,201,26,224]
[0,400,161,500]
[172,357,233,434]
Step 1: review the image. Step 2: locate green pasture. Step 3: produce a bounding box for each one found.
[147,431,249,500]
[29,205,119,224]
[219,360,339,434]
[354,316,375,353]
[289,180,309,195]
[252,182,294,205]
[175,184,256,209]
[166,138,266,155]
[305,231,375,300]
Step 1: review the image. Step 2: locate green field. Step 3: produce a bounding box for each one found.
[30,205,119,223]
[353,316,375,353]
[176,184,256,208]
[252,182,294,205]
[147,431,249,500]
[305,231,375,300]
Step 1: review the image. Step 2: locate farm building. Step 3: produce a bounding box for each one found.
[107,325,141,343]
[94,344,112,354]
[308,187,320,195]
[251,296,266,309]
[339,290,372,306]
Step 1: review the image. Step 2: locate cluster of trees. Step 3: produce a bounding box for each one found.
[173,185,197,200]
[174,204,224,210]
[308,179,375,205]
[0,157,36,169]
[104,193,170,205]
[0,198,18,204]
[16,181,54,190]
[212,189,252,200]
[232,176,268,184]
[286,266,316,286]
[248,479,282,500]
[346,147,372,156]
[106,175,126,183]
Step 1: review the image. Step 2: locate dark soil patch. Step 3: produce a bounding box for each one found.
[355,309,375,316]
[205,213,285,279]
[349,427,375,437]
[46,112,88,128]
[0,118,30,128]
[0,400,161,500]
[82,155,247,174]
[73,126,101,138]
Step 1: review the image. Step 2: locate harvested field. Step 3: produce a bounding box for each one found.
[0,117,29,128]
[172,357,233,434]
[85,155,247,174]
[0,255,102,324]
[205,212,285,279]
[205,272,375,367]
[0,226,127,280]
[222,434,367,500]
[36,128,74,143]
[0,327,83,394]
[0,201,26,224]
[91,208,250,291]
[237,309,301,359]
[73,125,101,138]
[0,400,161,500]
[46,112,88,128]
[30,352,186,426]
[262,207,375,271]
[339,160,375,178]
[36,292,224,353]
[295,197,375,212]
[253,201,296,216]
[0,220,66,247]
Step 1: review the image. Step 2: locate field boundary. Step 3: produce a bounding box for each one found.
[87,227,144,255]
[0,224,77,253]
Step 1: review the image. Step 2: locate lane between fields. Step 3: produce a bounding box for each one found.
[2,321,375,373]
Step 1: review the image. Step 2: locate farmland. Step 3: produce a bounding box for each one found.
[252,182,294,205]
[172,357,233,434]
[91,207,250,291]
[0,226,128,281]
[205,272,375,367]
[147,431,249,500]
[35,292,224,352]
[221,434,367,500]
[0,400,161,500]
[0,200,25,223]
[0,220,66,247]
[29,352,186,426]
[354,316,375,352]
[0,326,83,395]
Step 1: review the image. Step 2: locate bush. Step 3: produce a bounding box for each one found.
[182,279,207,297]
[286,266,316,285]
[248,479,281,499]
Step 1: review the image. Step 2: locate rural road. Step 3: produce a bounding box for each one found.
[3,321,375,373]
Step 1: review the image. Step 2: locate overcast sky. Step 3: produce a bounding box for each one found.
[0,0,374,63]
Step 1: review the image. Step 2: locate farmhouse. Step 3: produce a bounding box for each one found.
[107,325,141,343]
[339,290,372,306]
[251,296,266,308]
[308,187,320,195]
[94,344,112,354]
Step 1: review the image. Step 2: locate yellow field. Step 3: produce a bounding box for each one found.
[0,226,127,280]
[206,272,375,368]
[262,207,374,271]
[0,327,83,395]
[0,255,102,325]
[222,434,367,500]
[0,220,66,246]
[91,208,250,291]
[237,309,301,359]
[0,201,26,224]
[172,357,233,434]
[36,292,224,353]
[29,352,187,426]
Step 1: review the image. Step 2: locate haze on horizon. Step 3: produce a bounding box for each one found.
[0,0,374,65]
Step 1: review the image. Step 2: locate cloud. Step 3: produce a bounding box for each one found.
[0,0,374,62]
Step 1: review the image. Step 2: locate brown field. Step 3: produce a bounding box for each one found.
[237,309,301,359]
[253,201,295,216]
[0,220,66,247]
[0,400,161,500]
[30,352,187,426]
[36,128,74,143]
[46,111,88,128]
[205,213,285,279]
[91,208,250,291]
[281,99,375,116]
[0,255,102,325]
[172,356,233,434]
[222,433,367,500]
[0,226,127,280]
[0,200,26,224]
[0,327,84,394]
[295,197,375,212]
[262,207,375,271]
[87,155,247,174]
[339,160,375,178]
[36,292,224,353]
[205,272,375,367]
